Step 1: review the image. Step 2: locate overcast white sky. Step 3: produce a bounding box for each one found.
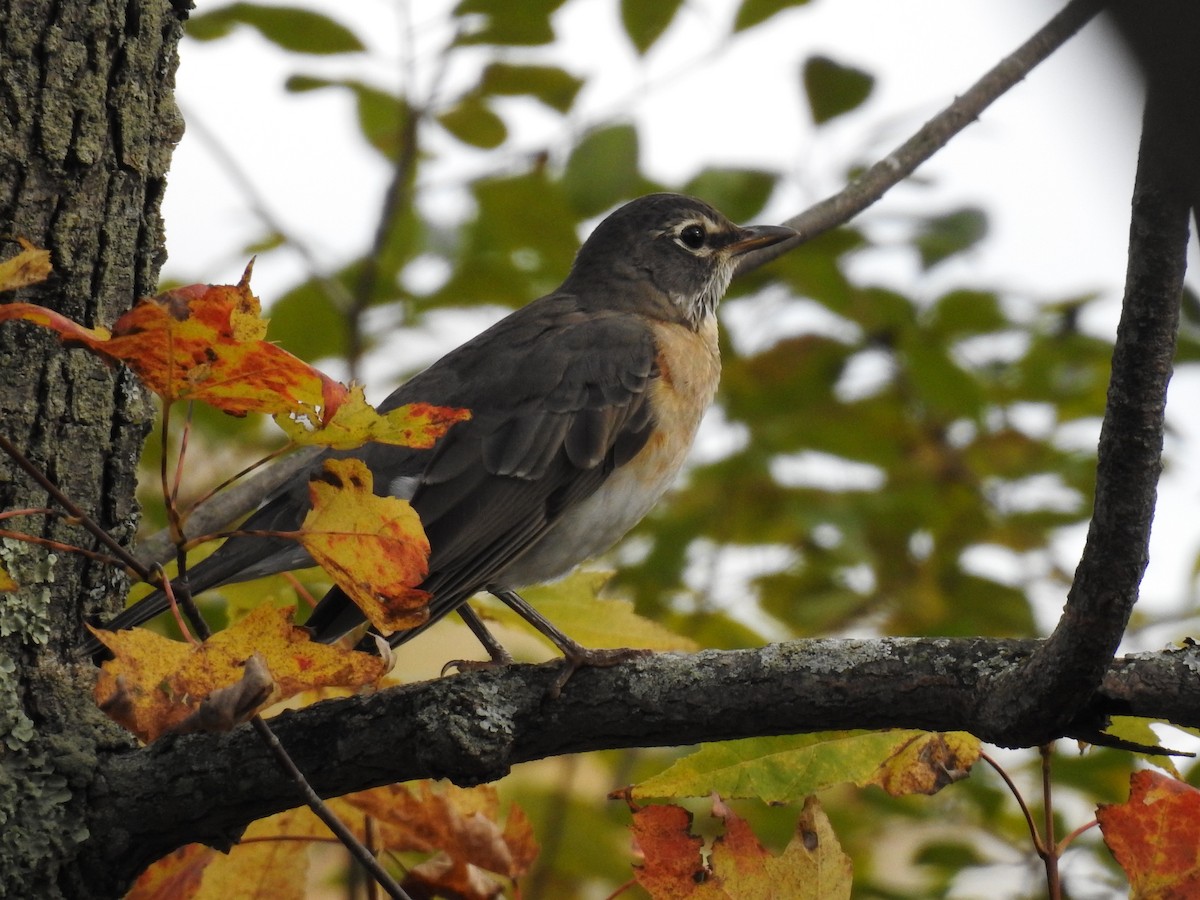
[160,0,1199,645]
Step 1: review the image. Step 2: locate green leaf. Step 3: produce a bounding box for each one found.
[802,55,875,125]
[453,0,566,46]
[420,172,581,312]
[284,76,406,158]
[477,570,698,654]
[563,125,642,216]
[437,97,508,149]
[734,0,811,32]
[926,289,1007,337]
[267,269,353,363]
[621,0,684,54]
[682,168,777,221]
[187,3,364,54]
[913,207,989,270]
[479,63,583,114]
[633,731,979,803]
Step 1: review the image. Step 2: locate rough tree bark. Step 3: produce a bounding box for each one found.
[0,0,187,895]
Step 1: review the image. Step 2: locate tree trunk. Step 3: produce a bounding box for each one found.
[0,0,186,894]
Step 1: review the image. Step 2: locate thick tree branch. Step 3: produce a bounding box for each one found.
[85,638,1200,888]
[974,87,1191,744]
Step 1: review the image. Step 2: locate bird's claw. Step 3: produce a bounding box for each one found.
[549,646,649,698]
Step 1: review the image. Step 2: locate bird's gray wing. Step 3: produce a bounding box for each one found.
[306,298,660,643]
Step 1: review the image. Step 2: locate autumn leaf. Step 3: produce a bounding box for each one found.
[0,263,349,420]
[296,458,431,632]
[129,807,327,899]
[332,782,539,899]
[273,383,470,449]
[91,606,386,742]
[125,844,214,900]
[478,570,698,655]
[632,730,979,803]
[0,238,52,292]
[0,563,17,593]
[1098,769,1200,899]
[631,796,852,898]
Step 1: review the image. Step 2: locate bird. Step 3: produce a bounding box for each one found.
[81,193,795,682]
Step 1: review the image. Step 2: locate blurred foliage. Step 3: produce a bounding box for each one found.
[144,0,1199,896]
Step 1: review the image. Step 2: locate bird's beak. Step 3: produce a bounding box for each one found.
[726,224,797,256]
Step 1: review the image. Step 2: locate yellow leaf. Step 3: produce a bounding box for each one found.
[478,570,697,655]
[274,383,470,450]
[92,606,386,742]
[196,808,324,899]
[633,730,979,803]
[0,238,51,293]
[297,458,431,632]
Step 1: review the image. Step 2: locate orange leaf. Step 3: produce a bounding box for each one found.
[274,383,470,450]
[1098,769,1200,899]
[92,606,386,742]
[332,782,539,899]
[297,458,431,632]
[0,238,52,293]
[125,845,214,900]
[632,797,852,899]
[0,264,349,419]
[0,563,17,593]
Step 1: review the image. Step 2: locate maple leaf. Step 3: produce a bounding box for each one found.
[274,383,470,450]
[128,807,326,899]
[124,844,213,900]
[632,730,979,804]
[296,458,431,632]
[331,782,539,899]
[0,238,52,293]
[1098,769,1200,899]
[631,796,853,898]
[91,606,386,742]
[0,263,349,420]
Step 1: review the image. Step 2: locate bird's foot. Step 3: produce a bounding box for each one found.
[549,645,650,698]
[440,645,516,676]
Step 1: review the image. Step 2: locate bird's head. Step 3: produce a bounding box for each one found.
[564,193,796,329]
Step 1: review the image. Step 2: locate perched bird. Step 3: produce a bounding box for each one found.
[82,193,795,680]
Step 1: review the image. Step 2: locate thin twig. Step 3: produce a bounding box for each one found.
[1057,818,1098,854]
[0,529,128,569]
[1040,745,1061,899]
[0,432,155,581]
[248,716,412,900]
[737,0,1108,274]
[979,751,1044,855]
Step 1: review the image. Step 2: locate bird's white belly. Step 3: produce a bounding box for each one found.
[497,318,720,588]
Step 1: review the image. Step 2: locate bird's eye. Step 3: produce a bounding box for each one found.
[679,224,706,250]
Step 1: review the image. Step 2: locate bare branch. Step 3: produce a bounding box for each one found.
[736,0,1107,273]
[976,86,1191,744]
